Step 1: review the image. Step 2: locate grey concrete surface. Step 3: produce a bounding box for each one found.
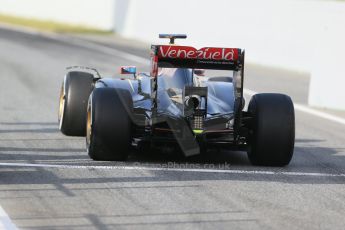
[0,27,345,230]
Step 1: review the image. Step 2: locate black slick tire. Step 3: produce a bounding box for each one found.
[247,93,295,166]
[87,88,133,161]
[59,71,94,136]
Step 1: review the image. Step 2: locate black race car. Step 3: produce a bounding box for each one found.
[58,34,295,166]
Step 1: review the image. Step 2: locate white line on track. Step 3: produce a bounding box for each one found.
[243,89,345,125]
[0,162,345,178]
[0,206,17,230]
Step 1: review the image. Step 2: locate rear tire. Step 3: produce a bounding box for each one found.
[59,71,94,136]
[247,93,295,166]
[87,88,133,161]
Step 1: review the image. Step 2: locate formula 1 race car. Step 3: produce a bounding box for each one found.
[58,34,295,166]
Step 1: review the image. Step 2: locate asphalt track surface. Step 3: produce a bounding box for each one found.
[0,26,345,230]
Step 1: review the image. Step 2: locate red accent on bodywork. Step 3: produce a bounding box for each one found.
[120,66,136,74]
[158,46,239,61]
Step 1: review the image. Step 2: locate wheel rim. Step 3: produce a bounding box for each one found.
[58,85,65,129]
[86,102,92,148]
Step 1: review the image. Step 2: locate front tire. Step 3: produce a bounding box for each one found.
[247,93,295,166]
[59,71,94,136]
[87,88,133,161]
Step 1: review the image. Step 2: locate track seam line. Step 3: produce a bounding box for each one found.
[0,162,345,178]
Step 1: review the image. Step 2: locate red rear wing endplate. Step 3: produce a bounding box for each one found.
[151,45,241,72]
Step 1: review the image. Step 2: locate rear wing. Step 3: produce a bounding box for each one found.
[150,45,242,76]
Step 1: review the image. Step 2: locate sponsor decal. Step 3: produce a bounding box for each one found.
[158,46,238,61]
